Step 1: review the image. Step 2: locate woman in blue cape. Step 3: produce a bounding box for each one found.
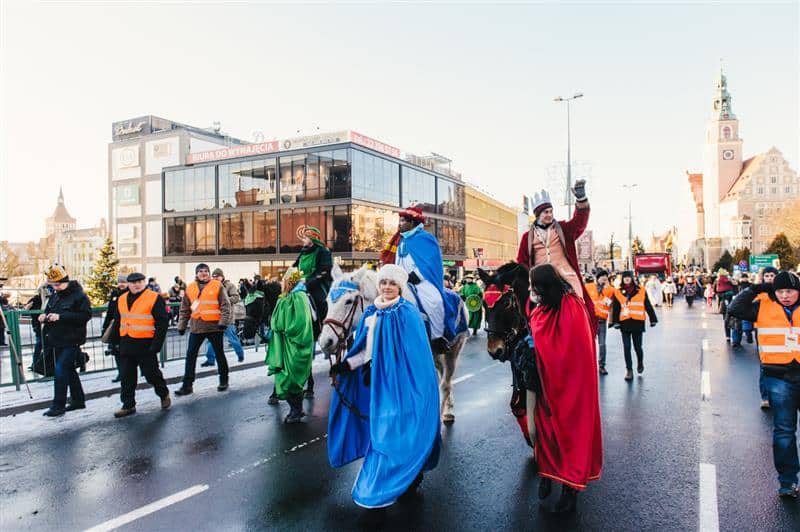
[328,264,441,513]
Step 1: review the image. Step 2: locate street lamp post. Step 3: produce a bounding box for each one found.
[623,184,638,270]
[554,92,584,218]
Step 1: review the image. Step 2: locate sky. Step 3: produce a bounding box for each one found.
[1,1,798,254]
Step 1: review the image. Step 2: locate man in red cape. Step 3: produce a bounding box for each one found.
[517,180,595,333]
[529,264,603,513]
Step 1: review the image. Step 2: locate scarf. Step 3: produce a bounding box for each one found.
[298,244,321,279]
[622,283,636,298]
[374,295,401,309]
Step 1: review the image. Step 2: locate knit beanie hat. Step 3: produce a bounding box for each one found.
[773,271,800,292]
[212,268,224,278]
[762,266,779,276]
[377,264,409,296]
[45,264,69,283]
[195,263,210,273]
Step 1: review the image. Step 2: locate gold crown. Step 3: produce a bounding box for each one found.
[45,264,68,283]
[282,268,304,284]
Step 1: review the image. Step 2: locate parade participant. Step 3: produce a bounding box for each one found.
[40,264,92,417]
[704,281,715,309]
[685,274,699,308]
[381,206,459,351]
[266,269,314,424]
[728,271,800,498]
[174,263,231,396]
[516,180,595,329]
[610,270,658,381]
[716,269,735,317]
[756,266,779,409]
[459,274,484,335]
[645,275,663,307]
[108,272,171,418]
[202,268,245,366]
[662,276,677,308]
[529,264,602,513]
[146,277,161,293]
[292,226,333,335]
[328,264,440,516]
[585,269,615,375]
[101,274,128,383]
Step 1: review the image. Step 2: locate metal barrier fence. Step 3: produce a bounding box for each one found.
[0,304,265,388]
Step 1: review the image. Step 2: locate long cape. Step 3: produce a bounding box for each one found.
[265,291,314,398]
[530,293,603,490]
[397,228,460,340]
[327,299,441,508]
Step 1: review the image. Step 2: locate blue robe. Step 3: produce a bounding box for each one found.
[327,298,441,508]
[397,226,462,341]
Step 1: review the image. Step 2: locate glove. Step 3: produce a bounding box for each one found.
[650,323,657,328]
[329,361,352,376]
[408,271,422,285]
[572,179,587,201]
[178,329,186,336]
[362,361,372,387]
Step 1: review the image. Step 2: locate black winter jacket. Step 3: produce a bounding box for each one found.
[109,290,170,356]
[42,281,92,348]
[610,285,658,333]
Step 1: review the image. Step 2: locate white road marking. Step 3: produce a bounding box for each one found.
[702,322,708,329]
[701,371,711,400]
[452,373,475,384]
[699,463,720,532]
[702,339,709,351]
[84,484,209,532]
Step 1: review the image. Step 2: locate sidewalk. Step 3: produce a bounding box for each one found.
[0,343,273,417]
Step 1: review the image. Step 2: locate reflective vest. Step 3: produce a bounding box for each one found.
[614,287,646,322]
[186,280,222,322]
[119,290,158,339]
[586,282,615,320]
[754,299,800,365]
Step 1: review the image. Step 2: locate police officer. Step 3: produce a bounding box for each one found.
[175,263,231,396]
[110,272,171,418]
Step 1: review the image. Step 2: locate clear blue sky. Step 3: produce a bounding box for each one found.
[1,1,797,251]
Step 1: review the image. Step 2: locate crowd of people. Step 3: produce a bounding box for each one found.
[4,176,798,522]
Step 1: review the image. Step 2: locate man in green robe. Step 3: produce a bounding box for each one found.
[266,269,314,424]
[459,275,484,335]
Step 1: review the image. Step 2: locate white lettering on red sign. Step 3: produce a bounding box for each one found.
[349,131,401,158]
[187,141,281,164]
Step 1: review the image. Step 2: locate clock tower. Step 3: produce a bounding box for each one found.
[703,68,743,242]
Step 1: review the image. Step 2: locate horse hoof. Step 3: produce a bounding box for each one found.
[442,414,455,424]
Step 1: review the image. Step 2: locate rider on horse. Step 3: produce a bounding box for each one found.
[381,206,461,352]
[293,225,333,336]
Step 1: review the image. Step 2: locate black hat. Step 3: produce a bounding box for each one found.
[127,272,146,283]
[773,271,800,292]
[621,270,634,279]
[763,266,779,276]
[195,263,210,273]
[595,269,609,278]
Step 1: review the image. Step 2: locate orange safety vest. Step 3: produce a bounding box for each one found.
[118,290,159,339]
[586,282,615,320]
[186,280,222,322]
[614,287,646,322]
[754,298,800,365]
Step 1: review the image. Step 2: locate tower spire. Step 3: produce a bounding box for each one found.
[58,186,64,204]
[712,66,735,120]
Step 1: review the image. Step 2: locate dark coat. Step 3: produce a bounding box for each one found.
[102,287,127,347]
[42,281,92,348]
[293,244,333,307]
[610,284,658,333]
[109,290,170,356]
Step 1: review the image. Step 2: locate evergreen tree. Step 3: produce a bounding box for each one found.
[732,247,751,266]
[765,232,797,270]
[86,237,119,305]
[712,250,734,272]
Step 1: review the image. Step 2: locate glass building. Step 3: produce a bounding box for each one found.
[161,137,466,276]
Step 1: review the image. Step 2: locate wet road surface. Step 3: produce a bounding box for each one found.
[1,299,798,531]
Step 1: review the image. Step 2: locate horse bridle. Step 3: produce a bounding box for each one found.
[484,287,527,346]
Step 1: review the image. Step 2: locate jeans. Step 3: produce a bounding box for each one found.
[120,349,169,408]
[760,366,769,401]
[621,330,644,370]
[205,324,244,363]
[763,375,800,486]
[183,331,228,387]
[52,346,85,409]
[597,319,608,368]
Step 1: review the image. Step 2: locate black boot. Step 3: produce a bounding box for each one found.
[284,394,304,424]
[551,485,578,513]
[267,387,279,405]
[304,374,315,398]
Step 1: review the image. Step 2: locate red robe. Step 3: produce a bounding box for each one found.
[530,293,603,490]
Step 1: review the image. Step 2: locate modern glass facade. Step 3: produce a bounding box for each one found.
[162,144,466,261]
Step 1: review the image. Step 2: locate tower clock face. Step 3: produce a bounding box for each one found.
[722,149,735,160]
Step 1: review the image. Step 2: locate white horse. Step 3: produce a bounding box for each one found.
[320,264,467,424]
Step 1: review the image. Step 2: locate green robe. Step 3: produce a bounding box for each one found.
[266,291,314,398]
[460,282,484,330]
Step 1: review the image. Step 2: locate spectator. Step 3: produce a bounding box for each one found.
[202,268,245,366]
[146,277,161,293]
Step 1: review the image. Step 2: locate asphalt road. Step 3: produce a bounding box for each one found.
[1,299,798,531]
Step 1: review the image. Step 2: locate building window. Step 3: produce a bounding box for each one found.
[278,206,350,253]
[758,225,769,236]
[786,186,792,194]
[164,215,216,256]
[436,219,466,256]
[351,149,400,206]
[771,187,777,195]
[401,167,436,211]
[722,126,731,139]
[436,179,465,217]
[756,186,764,195]
[279,155,306,203]
[329,149,351,199]
[218,158,277,208]
[219,211,277,254]
[770,176,777,184]
[352,205,399,252]
[164,166,216,212]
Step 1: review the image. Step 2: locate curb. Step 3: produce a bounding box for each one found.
[0,360,266,418]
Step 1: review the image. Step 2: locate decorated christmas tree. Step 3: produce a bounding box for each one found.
[86,237,119,305]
